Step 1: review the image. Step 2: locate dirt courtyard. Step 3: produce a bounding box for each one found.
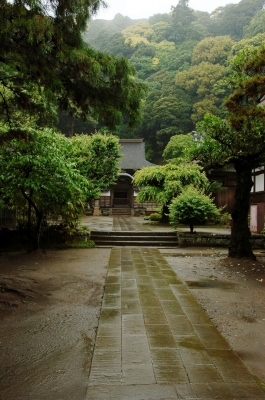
[0,247,264,399]
[0,248,110,400]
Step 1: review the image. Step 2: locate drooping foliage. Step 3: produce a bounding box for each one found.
[133,162,208,221]
[0,0,146,136]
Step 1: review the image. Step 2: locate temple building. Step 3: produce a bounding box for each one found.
[249,96,265,232]
[93,139,157,216]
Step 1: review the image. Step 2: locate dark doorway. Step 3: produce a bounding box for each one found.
[113,191,130,207]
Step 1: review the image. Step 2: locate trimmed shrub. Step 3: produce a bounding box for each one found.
[149,212,162,221]
[169,186,220,233]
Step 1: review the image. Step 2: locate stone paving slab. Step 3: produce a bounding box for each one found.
[86,383,179,399]
[86,247,265,399]
[86,384,265,400]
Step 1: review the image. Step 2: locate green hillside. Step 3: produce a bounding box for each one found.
[60,0,265,162]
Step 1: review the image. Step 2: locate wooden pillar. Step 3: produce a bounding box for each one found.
[93,198,101,216]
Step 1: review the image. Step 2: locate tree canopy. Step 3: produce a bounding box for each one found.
[80,0,265,161]
[193,45,265,259]
[0,129,89,248]
[175,61,227,123]
[191,36,234,65]
[243,10,265,38]
[0,0,146,135]
[163,133,194,163]
[0,131,121,248]
[69,133,121,199]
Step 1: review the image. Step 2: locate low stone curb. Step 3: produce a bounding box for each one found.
[177,232,265,249]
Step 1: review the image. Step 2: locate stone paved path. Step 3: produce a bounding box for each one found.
[112,215,151,231]
[86,217,265,399]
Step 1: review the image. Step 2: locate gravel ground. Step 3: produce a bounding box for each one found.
[164,251,265,386]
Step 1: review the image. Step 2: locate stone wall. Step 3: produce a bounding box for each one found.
[177,233,265,249]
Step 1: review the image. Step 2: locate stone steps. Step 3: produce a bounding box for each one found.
[111,208,132,215]
[90,230,178,247]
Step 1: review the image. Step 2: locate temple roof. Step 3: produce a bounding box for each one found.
[118,139,155,170]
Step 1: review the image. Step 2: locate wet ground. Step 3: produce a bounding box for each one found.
[165,253,265,386]
[87,246,265,399]
[0,216,265,399]
[0,249,110,400]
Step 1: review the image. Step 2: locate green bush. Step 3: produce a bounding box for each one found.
[169,186,220,233]
[219,212,231,227]
[54,240,95,249]
[149,212,162,221]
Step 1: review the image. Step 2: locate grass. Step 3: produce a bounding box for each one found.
[51,240,95,249]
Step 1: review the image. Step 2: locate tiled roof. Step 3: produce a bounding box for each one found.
[119,139,156,170]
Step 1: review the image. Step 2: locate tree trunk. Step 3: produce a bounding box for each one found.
[21,189,42,251]
[35,209,43,250]
[27,200,32,231]
[189,222,194,233]
[229,162,255,259]
[161,204,169,223]
[27,188,33,233]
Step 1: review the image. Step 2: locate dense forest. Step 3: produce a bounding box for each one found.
[59,0,265,162]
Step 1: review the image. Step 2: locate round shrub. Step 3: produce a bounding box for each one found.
[149,212,162,221]
[169,186,220,233]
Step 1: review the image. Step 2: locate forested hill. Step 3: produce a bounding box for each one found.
[83,13,148,43]
[67,0,265,163]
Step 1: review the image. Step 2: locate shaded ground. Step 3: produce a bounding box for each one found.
[0,244,264,398]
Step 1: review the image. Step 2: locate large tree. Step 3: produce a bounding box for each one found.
[243,10,265,38]
[0,0,146,134]
[208,0,264,40]
[191,36,234,65]
[0,130,121,249]
[69,132,121,200]
[170,0,202,44]
[136,81,193,161]
[0,129,89,249]
[175,61,227,123]
[163,133,194,163]
[193,45,265,259]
